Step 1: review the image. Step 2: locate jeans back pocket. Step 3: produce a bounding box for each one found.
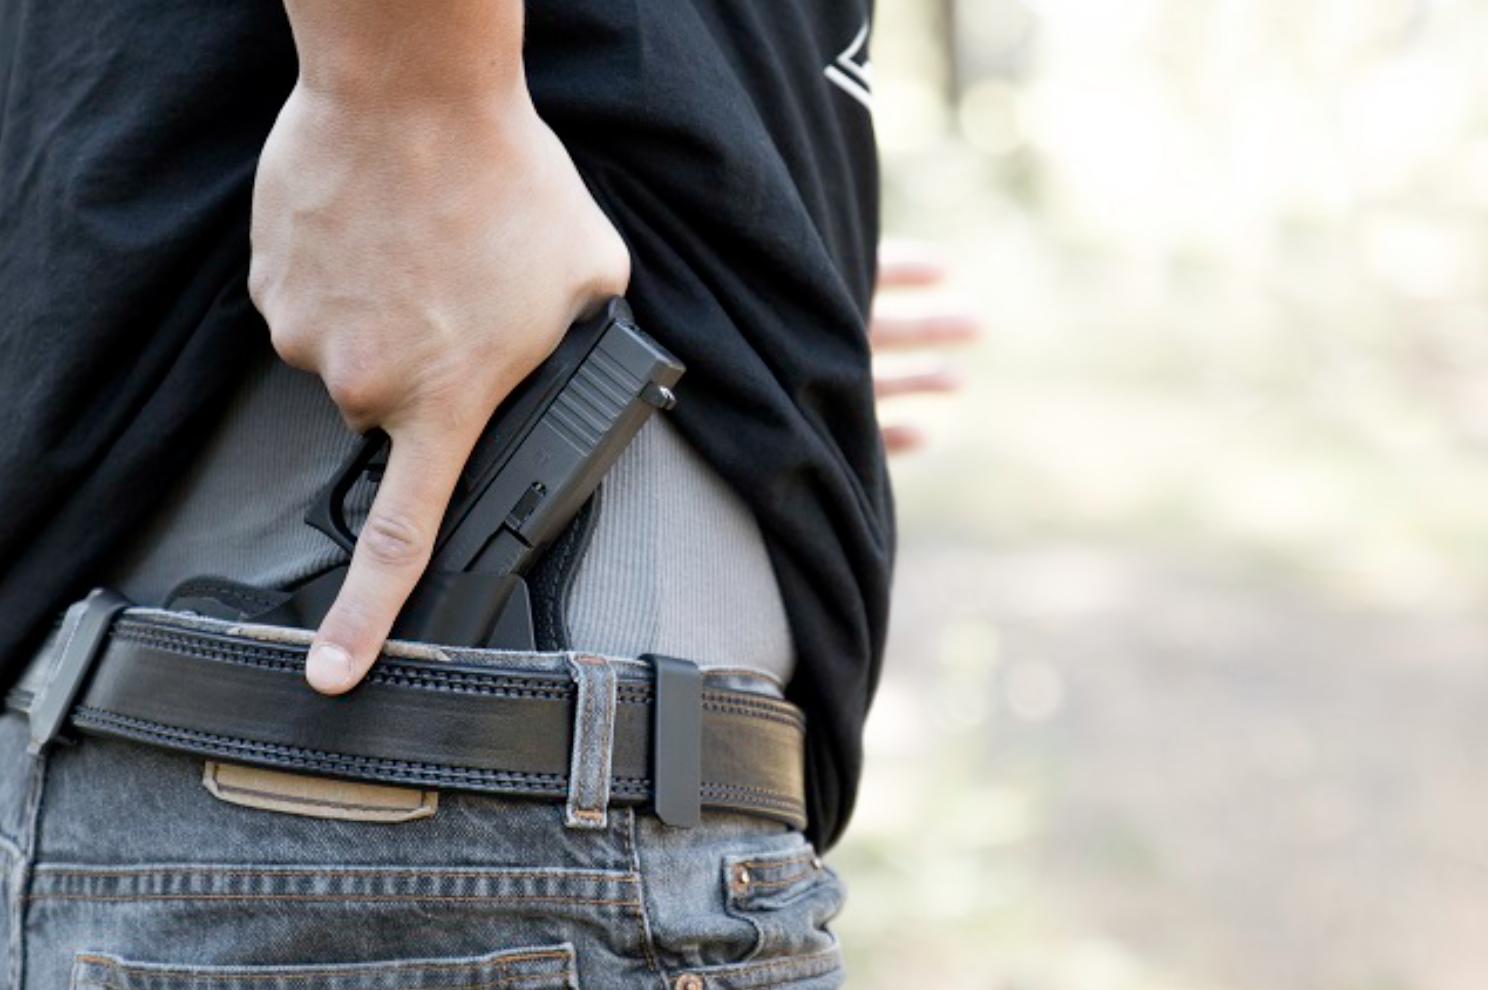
[722,842,843,967]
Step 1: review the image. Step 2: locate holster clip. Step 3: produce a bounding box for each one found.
[646,654,703,828]
[27,589,130,756]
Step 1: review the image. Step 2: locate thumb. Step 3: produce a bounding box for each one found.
[306,423,473,694]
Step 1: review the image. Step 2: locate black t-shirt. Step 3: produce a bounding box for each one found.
[0,1,892,849]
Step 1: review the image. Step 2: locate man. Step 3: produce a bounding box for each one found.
[0,2,889,987]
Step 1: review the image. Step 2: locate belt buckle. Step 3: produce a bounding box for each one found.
[27,588,130,756]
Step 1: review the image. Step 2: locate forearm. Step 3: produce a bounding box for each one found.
[284,0,527,108]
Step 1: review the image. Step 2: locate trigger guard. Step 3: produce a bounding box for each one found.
[305,429,390,554]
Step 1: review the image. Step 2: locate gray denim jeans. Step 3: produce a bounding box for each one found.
[0,641,843,990]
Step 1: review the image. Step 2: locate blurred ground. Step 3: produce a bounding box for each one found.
[839,542,1488,990]
[835,1,1488,988]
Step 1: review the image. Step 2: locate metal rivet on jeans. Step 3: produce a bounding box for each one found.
[731,863,751,892]
[675,975,705,990]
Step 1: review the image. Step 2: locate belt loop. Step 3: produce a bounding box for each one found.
[563,653,618,829]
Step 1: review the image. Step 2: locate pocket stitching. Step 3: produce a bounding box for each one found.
[73,949,571,979]
[680,945,841,990]
[34,892,637,906]
[31,864,639,908]
[725,849,827,907]
[69,945,578,990]
[78,976,567,990]
[37,866,634,882]
[721,849,841,971]
[742,873,814,890]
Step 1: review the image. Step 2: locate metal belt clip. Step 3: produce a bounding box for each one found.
[646,654,703,828]
[27,589,130,756]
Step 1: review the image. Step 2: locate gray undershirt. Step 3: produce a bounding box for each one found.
[104,344,795,684]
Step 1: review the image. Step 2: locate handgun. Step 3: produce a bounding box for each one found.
[259,297,684,649]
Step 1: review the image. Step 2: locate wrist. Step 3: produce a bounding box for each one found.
[287,0,527,111]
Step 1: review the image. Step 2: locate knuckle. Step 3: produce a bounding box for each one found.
[246,263,270,313]
[595,226,631,296]
[321,363,384,423]
[253,297,316,371]
[357,511,431,569]
[268,325,314,370]
[247,268,290,342]
[606,228,632,283]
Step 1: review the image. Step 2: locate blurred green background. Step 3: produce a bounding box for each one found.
[834,1,1488,988]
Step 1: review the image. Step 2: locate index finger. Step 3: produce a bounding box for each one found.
[305,423,476,694]
[877,241,950,288]
[868,308,981,349]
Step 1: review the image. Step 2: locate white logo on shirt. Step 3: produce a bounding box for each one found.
[825,20,873,112]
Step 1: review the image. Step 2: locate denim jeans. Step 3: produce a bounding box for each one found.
[0,641,844,990]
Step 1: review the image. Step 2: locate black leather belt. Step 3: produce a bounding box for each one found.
[5,591,808,830]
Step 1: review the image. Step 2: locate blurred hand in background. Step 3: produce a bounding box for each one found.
[870,241,981,453]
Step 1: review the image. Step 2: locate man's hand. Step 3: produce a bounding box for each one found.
[249,1,629,694]
[870,242,980,453]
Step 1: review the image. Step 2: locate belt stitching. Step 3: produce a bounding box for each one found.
[112,625,803,725]
[72,709,805,813]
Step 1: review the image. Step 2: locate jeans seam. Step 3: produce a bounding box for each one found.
[77,977,565,990]
[34,866,635,882]
[26,893,639,906]
[74,948,572,978]
[77,978,565,990]
[621,809,670,990]
[12,742,49,990]
[698,947,842,989]
[3,852,17,990]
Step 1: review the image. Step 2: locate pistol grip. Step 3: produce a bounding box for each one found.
[392,572,535,652]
